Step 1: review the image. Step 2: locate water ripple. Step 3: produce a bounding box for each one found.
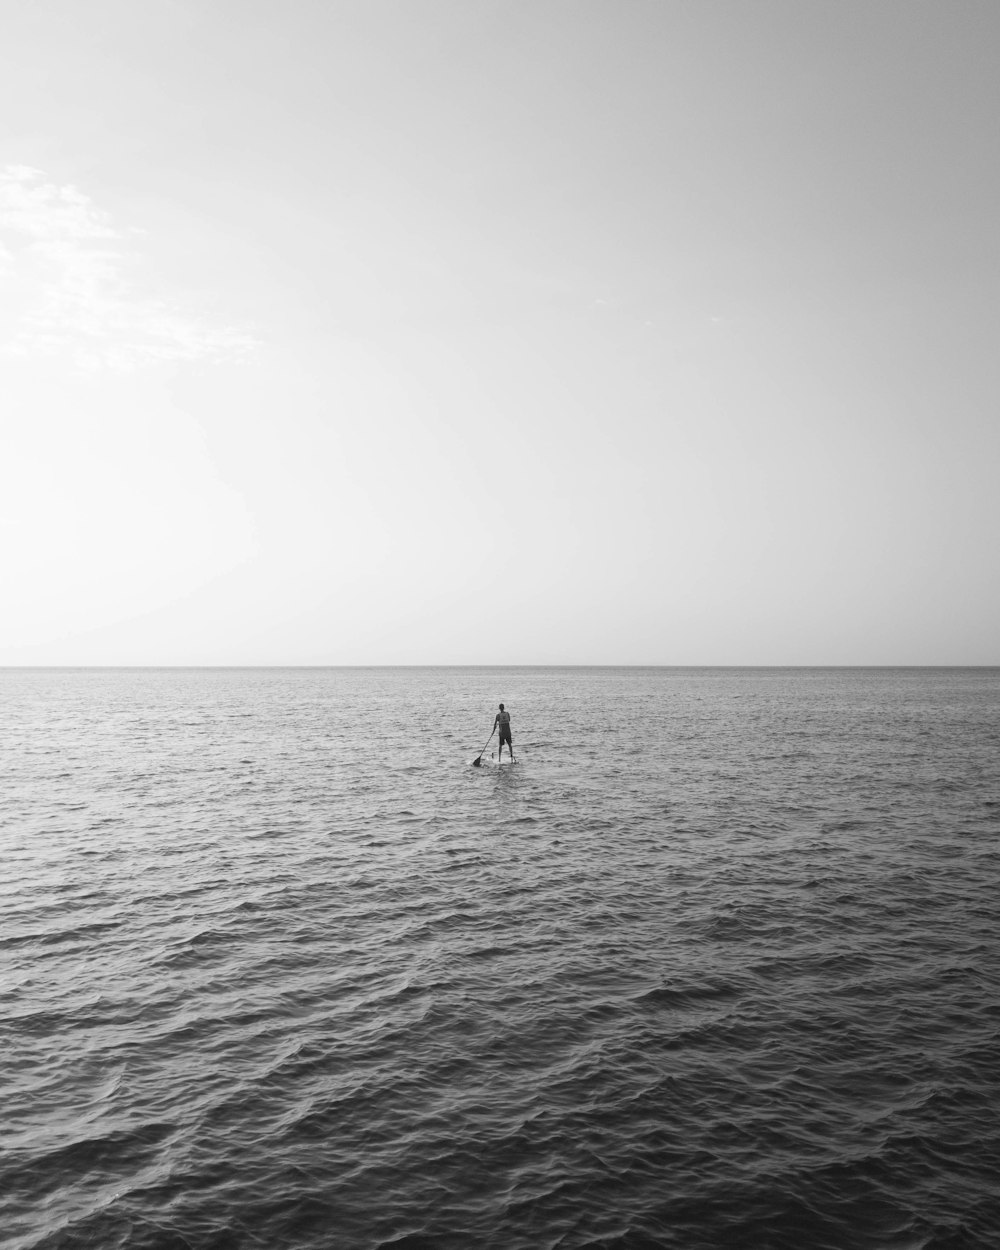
[2,667,999,1248]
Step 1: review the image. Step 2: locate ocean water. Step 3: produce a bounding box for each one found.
[3,666,999,1250]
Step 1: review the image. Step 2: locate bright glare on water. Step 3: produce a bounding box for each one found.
[3,667,999,1249]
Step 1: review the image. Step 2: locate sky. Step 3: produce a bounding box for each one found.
[2,0,998,665]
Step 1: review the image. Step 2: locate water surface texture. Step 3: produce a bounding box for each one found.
[3,667,999,1249]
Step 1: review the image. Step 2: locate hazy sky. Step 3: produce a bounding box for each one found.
[2,1,998,664]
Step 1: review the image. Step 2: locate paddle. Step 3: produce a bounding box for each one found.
[472,728,495,767]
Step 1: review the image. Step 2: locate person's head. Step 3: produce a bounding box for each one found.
[499,703,504,710]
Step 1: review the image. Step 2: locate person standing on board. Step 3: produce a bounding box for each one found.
[494,703,515,763]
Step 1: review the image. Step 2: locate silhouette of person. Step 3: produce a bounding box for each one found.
[493,703,515,763]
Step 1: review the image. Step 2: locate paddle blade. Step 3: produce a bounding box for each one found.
[472,757,482,767]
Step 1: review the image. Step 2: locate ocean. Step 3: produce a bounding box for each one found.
[3,666,999,1249]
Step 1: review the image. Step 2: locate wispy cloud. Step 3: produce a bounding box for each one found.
[0,166,256,370]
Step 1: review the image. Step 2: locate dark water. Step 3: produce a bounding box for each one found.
[3,667,999,1249]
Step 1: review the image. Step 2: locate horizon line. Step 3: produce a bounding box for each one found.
[2,663,998,671]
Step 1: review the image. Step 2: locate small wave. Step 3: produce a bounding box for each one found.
[634,979,741,1011]
[157,928,238,969]
[5,1122,179,1204]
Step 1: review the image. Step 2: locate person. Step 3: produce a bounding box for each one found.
[493,702,515,763]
